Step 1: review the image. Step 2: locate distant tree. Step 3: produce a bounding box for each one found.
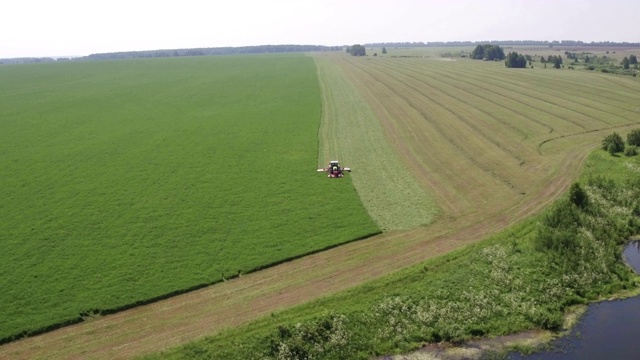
[485,45,505,60]
[554,57,562,69]
[622,56,630,69]
[470,44,505,60]
[345,46,351,54]
[540,56,547,64]
[628,129,640,146]
[505,52,527,68]
[602,132,625,154]
[381,47,387,54]
[471,45,485,59]
[630,54,638,65]
[349,44,366,56]
[584,55,590,63]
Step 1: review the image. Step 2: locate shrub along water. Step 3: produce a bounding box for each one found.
[148,151,640,360]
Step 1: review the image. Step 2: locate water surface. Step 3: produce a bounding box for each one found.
[509,241,640,360]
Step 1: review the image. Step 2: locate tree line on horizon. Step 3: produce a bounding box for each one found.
[0,44,343,64]
[366,40,640,48]
[4,40,640,64]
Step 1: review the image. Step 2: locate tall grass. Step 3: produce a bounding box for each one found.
[0,55,379,342]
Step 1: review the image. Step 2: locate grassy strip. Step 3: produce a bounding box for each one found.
[0,55,379,342]
[145,149,640,359]
[314,54,438,231]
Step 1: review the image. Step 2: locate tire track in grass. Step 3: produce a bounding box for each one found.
[342,57,521,193]
[315,55,438,231]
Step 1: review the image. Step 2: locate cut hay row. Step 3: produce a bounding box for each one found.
[385,60,556,137]
[423,60,639,126]
[315,55,438,231]
[328,54,640,221]
[335,56,526,211]
[390,59,591,132]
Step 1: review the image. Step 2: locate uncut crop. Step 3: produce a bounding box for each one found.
[0,55,378,341]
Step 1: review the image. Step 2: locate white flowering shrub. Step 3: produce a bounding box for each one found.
[265,313,350,360]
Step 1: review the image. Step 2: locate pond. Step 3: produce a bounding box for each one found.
[509,241,640,359]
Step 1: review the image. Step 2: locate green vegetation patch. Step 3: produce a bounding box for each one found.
[0,55,379,341]
[149,150,640,359]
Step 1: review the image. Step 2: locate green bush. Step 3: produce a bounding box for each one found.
[624,145,638,157]
[628,129,640,146]
[602,132,625,154]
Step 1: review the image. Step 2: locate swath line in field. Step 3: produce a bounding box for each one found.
[490,73,638,126]
[406,59,589,133]
[513,66,640,112]
[427,62,594,131]
[445,64,626,127]
[387,59,555,135]
[375,60,531,165]
[341,57,520,193]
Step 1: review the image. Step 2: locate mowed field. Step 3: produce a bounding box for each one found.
[2,50,640,359]
[0,55,379,342]
[329,51,640,224]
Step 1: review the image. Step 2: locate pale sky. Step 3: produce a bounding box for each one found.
[2,0,639,58]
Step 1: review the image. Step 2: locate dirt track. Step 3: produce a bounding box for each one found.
[2,53,640,360]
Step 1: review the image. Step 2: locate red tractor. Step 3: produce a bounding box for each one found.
[317,160,351,178]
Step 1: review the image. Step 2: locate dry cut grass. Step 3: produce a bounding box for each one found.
[325,53,640,226]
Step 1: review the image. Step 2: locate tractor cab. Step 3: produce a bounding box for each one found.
[317,160,351,178]
[329,160,340,172]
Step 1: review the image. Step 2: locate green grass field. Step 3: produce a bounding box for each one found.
[0,55,379,341]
